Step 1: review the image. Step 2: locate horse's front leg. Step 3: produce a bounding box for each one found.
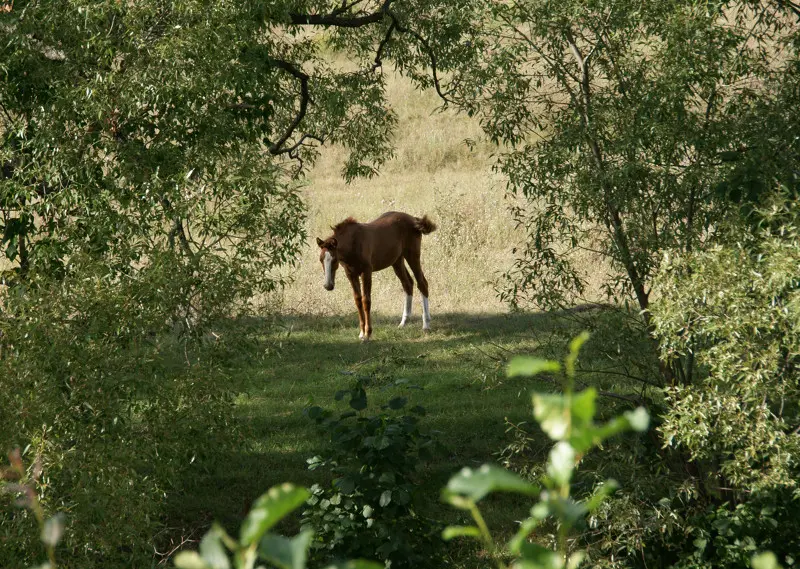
[361,270,373,341]
[346,271,366,340]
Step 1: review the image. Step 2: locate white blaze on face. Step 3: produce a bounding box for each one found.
[422,295,431,330]
[323,251,335,289]
[399,294,412,327]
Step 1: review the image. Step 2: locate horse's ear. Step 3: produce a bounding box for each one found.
[316,237,324,248]
[329,238,337,249]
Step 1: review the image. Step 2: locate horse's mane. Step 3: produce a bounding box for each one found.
[332,217,358,232]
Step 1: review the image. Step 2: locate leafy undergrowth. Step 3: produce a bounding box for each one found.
[167,307,657,566]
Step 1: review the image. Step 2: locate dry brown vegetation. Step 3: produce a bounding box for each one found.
[279,72,523,318]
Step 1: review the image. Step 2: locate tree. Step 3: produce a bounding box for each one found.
[0,0,481,319]
[0,2,483,566]
[442,0,800,385]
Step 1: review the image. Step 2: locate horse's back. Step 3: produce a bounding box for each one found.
[370,211,416,227]
[363,212,424,270]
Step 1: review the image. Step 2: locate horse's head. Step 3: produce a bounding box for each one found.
[316,237,339,291]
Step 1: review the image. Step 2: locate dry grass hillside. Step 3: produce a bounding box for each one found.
[279,72,523,320]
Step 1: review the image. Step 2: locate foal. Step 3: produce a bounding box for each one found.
[316,211,436,342]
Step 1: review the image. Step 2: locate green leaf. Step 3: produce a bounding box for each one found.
[379,490,392,507]
[334,476,356,495]
[394,487,411,505]
[442,525,482,540]
[174,551,211,569]
[568,332,590,358]
[199,526,230,569]
[593,408,646,443]
[508,516,544,555]
[567,551,586,569]
[532,393,570,441]
[258,530,314,569]
[378,472,396,485]
[240,484,310,546]
[565,331,590,377]
[570,388,596,425]
[546,442,575,486]
[508,357,561,377]
[624,407,649,432]
[306,406,324,420]
[516,542,564,569]
[41,514,65,547]
[349,389,367,411]
[752,552,783,569]
[582,479,619,513]
[387,396,407,409]
[444,464,539,502]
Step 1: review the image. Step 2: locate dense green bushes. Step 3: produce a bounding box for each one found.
[639,196,800,569]
[163,333,653,569]
[653,198,800,494]
[0,257,240,568]
[302,382,444,568]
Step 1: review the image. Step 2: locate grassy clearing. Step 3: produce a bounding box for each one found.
[167,72,648,564]
[171,307,652,560]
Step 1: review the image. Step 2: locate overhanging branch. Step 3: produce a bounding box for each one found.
[289,0,392,27]
[266,59,311,156]
[387,10,452,104]
[373,20,396,69]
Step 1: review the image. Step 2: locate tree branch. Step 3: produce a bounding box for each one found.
[780,0,800,20]
[578,367,662,389]
[266,59,310,156]
[289,0,392,28]
[372,19,396,69]
[387,9,452,104]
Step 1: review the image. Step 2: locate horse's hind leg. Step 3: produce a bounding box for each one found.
[392,260,414,327]
[405,248,431,331]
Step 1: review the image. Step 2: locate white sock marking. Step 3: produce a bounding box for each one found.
[323,251,334,289]
[422,295,430,330]
[399,294,412,327]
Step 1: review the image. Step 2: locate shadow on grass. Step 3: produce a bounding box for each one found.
[164,305,652,544]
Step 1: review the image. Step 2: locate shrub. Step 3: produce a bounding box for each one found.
[301,381,445,568]
[0,257,239,568]
[652,195,800,494]
[442,332,650,568]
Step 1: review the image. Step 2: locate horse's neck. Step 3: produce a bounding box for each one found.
[337,229,366,265]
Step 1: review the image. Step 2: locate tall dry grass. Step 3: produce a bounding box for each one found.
[278,73,523,320]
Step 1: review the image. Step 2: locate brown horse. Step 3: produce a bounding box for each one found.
[316,211,436,342]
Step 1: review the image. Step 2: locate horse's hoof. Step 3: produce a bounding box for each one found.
[422,327,431,334]
[398,321,407,328]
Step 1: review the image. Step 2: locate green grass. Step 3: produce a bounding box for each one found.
[165,306,653,561]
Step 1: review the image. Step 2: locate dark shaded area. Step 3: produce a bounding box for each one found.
[162,306,652,545]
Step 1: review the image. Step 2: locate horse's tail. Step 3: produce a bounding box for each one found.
[414,215,437,235]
